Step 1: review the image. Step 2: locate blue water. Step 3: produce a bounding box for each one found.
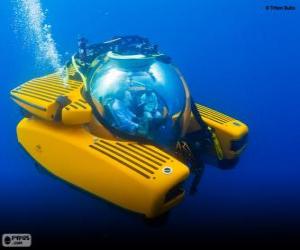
[1,0,300,246]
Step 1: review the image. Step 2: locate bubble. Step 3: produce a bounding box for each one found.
[12,0,63,73]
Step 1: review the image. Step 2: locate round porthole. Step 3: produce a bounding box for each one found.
[162,166,173,175]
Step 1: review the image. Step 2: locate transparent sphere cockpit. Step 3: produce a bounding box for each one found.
[89,52,189,147]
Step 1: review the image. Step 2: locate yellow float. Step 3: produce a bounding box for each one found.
[11,36,248,218]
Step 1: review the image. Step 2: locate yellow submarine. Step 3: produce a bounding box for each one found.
[10,36,248,218]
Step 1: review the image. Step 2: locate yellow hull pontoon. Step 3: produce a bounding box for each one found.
[11,36,248,217]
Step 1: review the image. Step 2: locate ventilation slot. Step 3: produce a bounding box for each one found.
[197,105,234,124]
[13,88,57,100]
[116,142,163,166]
[17,86,61,98]
[99,140,159,170]
[33,79,77,90]
[28,80,75,91]
[74,101,87,109]
[11,90,53,102]
[79,99,87,104]
[22,83,68,95]
[89,143,152,179]
[94,141,155,174]
[66,101,88,110]
[36,77,79,89]
[139,144,170,160]
[128,144,168,163]
[46,78,79,88]
[68,80,83,86]
[69,104,78,109]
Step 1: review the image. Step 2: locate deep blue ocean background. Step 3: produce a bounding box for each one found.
[1,0,300,246]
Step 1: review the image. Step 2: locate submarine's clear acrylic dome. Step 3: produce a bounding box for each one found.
[89,52,189,146]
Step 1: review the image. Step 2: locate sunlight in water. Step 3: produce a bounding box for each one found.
[13,0,66,79]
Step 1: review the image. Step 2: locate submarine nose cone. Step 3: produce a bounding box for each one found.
[89,52,190,147]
